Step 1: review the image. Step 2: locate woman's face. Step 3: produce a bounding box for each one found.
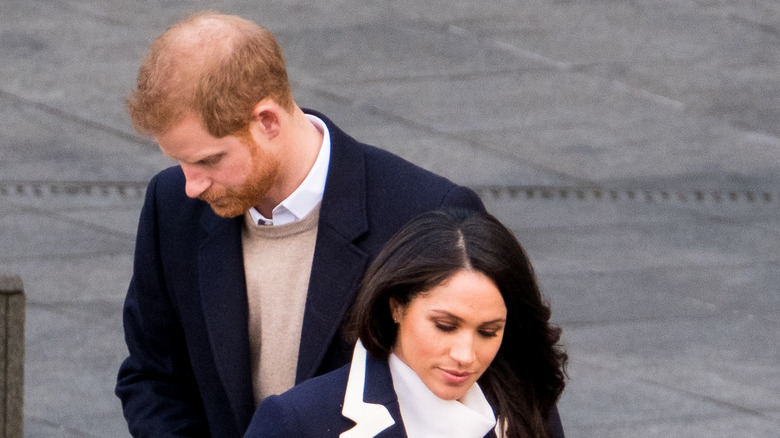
[390,269,507,401]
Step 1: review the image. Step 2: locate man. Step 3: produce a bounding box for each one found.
[116,11,491,437]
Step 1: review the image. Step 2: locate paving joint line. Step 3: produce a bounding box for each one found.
[473,185,780,205]
[2,181,779,207]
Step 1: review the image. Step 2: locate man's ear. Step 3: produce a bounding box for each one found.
[249,99,282,140]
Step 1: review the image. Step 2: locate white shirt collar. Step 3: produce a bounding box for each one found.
[248,114,331,226]
[388,353,496,438]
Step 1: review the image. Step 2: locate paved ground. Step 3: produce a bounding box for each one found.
[1,0,779,436]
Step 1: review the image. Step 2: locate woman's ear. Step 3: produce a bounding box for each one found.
[388,297,403,323]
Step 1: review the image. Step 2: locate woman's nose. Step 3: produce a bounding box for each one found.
[448,333,476,365]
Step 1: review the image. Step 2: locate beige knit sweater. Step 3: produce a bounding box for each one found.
[242,204,320,404]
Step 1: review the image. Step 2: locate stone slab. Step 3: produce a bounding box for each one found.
[0,92,168,182]
[276,20,545,85]
[325,70,780,186]
[289,87,572,186]
[24,304,127,438]
[542,262,780,324]
[0,211,134,260]
[0,253,133,304]
[562,316,780,427]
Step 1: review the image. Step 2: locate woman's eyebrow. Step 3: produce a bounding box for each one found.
[481,318,507,325]
[429,310,463,321]
[429,310,506,325]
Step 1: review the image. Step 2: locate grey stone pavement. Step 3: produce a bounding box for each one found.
[1,0,779,436]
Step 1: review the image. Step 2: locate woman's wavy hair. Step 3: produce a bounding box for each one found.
[347,208,567,438]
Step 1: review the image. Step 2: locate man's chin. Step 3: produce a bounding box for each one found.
[205,200,246,218]
[211,208,244,218]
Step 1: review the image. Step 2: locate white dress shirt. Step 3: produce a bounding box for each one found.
[249,114,331,226]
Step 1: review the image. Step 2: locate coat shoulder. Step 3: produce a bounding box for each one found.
[246,365,354,437]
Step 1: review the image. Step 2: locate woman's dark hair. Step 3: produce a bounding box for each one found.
[347,208,567,438]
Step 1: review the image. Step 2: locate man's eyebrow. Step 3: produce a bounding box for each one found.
[194,152,226,164]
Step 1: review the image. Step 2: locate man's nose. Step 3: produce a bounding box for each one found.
[181,164,211,198]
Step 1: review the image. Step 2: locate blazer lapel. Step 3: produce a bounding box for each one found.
[296,115,371,382]
[197,211,255,429]
[363,351,407,438]
[340,342,397,438]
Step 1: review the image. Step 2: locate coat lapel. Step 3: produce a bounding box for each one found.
[296,113,371,382]
[340,342,397,438]
[197,211,255,430]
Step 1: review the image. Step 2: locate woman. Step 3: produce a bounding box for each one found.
[244,209,567,438]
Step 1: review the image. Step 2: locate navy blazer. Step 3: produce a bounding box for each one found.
[115,110,486,437]
[245,342,500,438]
[246,343,565,438]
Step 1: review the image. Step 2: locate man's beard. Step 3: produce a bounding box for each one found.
[199,141,280,218]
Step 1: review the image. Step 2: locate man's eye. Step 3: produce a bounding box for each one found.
[199,154,224,166]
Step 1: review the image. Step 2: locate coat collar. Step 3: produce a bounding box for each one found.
[340,341,397,438]
[303,109,369,241]
[197,212,256,430]
[295,110,372,382]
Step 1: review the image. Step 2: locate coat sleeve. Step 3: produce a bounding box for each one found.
[115,174,209,437]
[243,395,303,438]
[243,365,355,438]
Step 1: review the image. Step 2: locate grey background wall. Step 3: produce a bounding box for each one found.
[1,0,778,436]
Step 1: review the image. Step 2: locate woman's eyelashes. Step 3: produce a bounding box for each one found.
[433,320,503,338]
[434,321,457,332]
[478,329,500,338]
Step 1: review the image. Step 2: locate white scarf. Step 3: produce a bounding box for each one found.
[388,353,496,438]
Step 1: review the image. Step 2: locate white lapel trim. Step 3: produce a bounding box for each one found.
[340,341,395,438]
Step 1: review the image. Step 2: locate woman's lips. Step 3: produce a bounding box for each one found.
[439,368,472,385]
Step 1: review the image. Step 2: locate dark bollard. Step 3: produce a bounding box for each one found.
[0,275,24,438]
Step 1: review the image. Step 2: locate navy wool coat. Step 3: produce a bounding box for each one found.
[115,110,486,437]
[246,341,565,438]
[245,342,500,438]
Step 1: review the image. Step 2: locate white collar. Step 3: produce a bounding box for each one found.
[249,114,331,226]
[388,353,496,438]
